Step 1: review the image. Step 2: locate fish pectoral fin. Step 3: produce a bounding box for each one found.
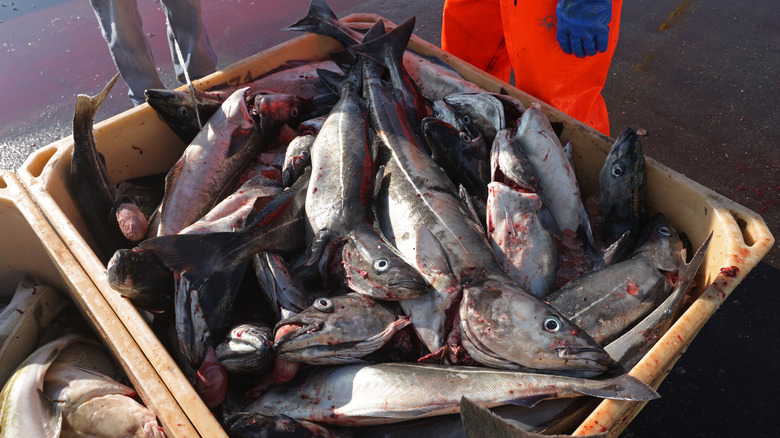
[414,224,454,278]
[227,125,257,157]
[538,203,563,239]
[505,393,557,408]
[304,231,331,268]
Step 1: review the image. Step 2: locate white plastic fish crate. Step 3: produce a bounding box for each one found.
[0,171,198,437]
[16,13,775,437]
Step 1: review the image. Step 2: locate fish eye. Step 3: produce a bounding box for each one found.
[658,226,671,236]
[543,316,562,332]
[458,132,471,142]
[290,107,299,118]
[462,115,471,125]
[177,106,191,117]
[611,164,623,177]
[313,297,334,313]
[374,258,390,273]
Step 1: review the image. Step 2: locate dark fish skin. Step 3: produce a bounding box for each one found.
[70,73,131,263]
[144,87,224,143]
[274,292,410,365]
[422,117,489,201]
[599,127,647,243]
[106,248,174,313]
[547,214,685,345]
[252,251,315,317]
[226,412,339,438]
[215,323,274,375]
[443,92,505,147]
[283,0,365,48]
[351,17,429,127]
[140,170,310,366]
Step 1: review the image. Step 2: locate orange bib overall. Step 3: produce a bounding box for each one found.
[441,0,623,136]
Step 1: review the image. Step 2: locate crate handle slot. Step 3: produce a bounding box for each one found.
[23,145,58,179]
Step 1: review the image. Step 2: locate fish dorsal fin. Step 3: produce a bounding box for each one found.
[414,224,454,278]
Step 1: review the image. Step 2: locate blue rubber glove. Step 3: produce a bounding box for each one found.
[556,0,612,58]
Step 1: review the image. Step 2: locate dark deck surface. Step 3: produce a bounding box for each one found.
[0,1,776,436]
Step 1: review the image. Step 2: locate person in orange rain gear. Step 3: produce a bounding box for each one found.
[441,0,622,136]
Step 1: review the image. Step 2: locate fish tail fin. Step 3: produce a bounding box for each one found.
[139,231,244,280]
[352,16,415,66]
[579,374,660,401]
[283,0,359,47]
[74,72,119,126]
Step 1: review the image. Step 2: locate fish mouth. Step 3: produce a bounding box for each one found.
[555,346,614,368]
[273,321,323,349]
[387,279,429,293]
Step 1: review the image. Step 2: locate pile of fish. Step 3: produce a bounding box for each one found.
[67,0,712,435]
[0,274,164,437]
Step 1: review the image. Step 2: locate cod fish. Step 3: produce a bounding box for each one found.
[155,88,306,236]
[605,232,712,369]
[42,363,165,438]
[215,323,274,375]
[275,293,411,365]
[70,73,131,263]
[599,127,647,243]
[304,59,428,301]
[422,117,490,201]
[443,92,505,147]
[0,274,69,388]
[548,214,685,345]
[514,103,594,248]
[141,170,311,366]
[246,363,658,426]
[0,334,83,438]
[366,25,611,375]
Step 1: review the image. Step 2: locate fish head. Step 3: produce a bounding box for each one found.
[252,93,311,132]
[633,213,685,274]
[460,279,616,374]
[490,129,539,193]
[144,88,222,142]
[273,292,409,364]
[339,230,429,300]
[599,127,647,238]
[444,92,505,144]
[106,247,173,312]
[214,323,274,374]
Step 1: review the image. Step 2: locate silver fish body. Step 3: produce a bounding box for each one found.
[548,214,685,345]
[0,274,69,388]
[0,334,84,438]
[366,58,611,373]
[156,87,264,236]
[246,363,658,426]
[514,103,591,243]
[305,65,428,301]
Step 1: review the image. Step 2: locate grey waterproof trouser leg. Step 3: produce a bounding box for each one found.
[90,0,217,106]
